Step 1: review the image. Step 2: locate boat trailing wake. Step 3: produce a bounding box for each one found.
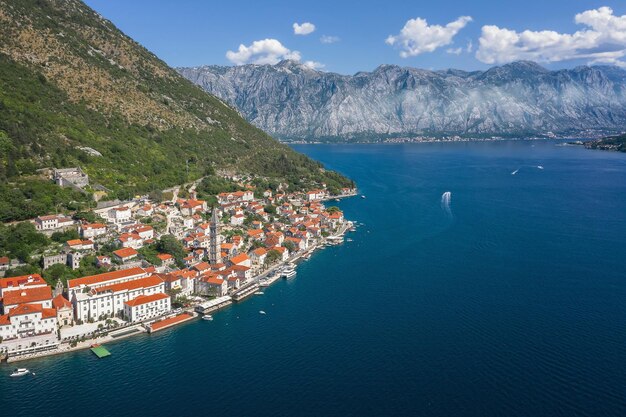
[441,191,452,215]
[511,169,519,175]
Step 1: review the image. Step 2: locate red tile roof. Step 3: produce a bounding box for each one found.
[94,276,164,294]
[68,267,148,289]
[2,286,52,306]
[124,292,169,307]
[113,247,139,259]
[52,294,72,310]
[230,253,250,265]
[0,274,46,289]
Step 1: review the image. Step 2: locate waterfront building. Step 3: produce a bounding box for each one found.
[123,293,170,322]
[68,267,150,295]
[0,303,59,356]
[196,274,228,297]
[72,275,165,322]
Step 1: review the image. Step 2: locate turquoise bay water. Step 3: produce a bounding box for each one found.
[2,140,626,416]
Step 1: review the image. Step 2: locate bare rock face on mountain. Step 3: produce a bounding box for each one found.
[178,60,626,141]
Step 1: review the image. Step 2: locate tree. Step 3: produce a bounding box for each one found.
[283,240,297,253]
[264,249,281,266]
[156,235,186,262]
[327,206,341,214]
[51,229,79,243]
[42,263,74,286]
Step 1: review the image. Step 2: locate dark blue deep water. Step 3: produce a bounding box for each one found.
[2,140,626,416]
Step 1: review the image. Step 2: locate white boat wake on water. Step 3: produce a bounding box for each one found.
[511,169,519,175]
[441,191,452,216]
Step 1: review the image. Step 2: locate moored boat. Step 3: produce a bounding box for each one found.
[10,368,30,377]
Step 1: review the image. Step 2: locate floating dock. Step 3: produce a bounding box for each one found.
[148,313,195,333]
[90,345,111,358]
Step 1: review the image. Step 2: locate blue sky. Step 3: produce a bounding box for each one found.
[85,0,626,74]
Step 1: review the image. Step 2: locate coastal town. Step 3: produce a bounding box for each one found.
[0,170,356,363]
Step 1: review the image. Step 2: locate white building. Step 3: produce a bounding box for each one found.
[0,274,48,297]
[33,214,75,231]
[2,286,53,313]
[108,206,132,224]
[123,293,170,322]
[80,223,107,239]
[0,303,59,356]
[68,267,150,295]
[72,275,165,322]
[230,214,245,226]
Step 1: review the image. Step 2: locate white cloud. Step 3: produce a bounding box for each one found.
[320,35,340,44]
[476,6,626,66]
[303,60,325,70]
[466,39,473,53]
[386,15,472,57]
[446,47,463,55]
[293,22,316,35]
[226,39,301,65]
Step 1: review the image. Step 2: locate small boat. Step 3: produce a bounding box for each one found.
[259,310,267,315]
[10,368,30,377]
[537,165,544,170]
[258,279,270,287]
[361,195,366,199]
[335,198,340,202]
[202,315,213,321]
[254,291,264,295]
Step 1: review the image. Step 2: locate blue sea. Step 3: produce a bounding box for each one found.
[2,140,626,416]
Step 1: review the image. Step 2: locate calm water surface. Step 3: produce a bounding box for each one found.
[2,140,626,416]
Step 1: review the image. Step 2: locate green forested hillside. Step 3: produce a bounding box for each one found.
[0,0,351,221]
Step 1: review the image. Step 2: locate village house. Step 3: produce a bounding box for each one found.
[108,206,132,224]
[80,223,107,239]
[250,247,267,266]
[33,214,75,232]
[217,190,254,205]
[65,239,95,252]
[170,269,197,295]
[112,247,139,263]
[0,256,9,272]
[156,253,175,267]
[229,253,251,268]
[230,213,245,226]
[136,204,154,217]
[96,255,112,268]
[196,273,228,297]
[178,199,207,216]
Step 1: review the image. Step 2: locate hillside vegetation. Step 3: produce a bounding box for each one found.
[0,0,351,221]
[584,134,626,152]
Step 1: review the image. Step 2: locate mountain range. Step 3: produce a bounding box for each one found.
[178,60,626,141]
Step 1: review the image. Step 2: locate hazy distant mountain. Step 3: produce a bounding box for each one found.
[178,60,626,141]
